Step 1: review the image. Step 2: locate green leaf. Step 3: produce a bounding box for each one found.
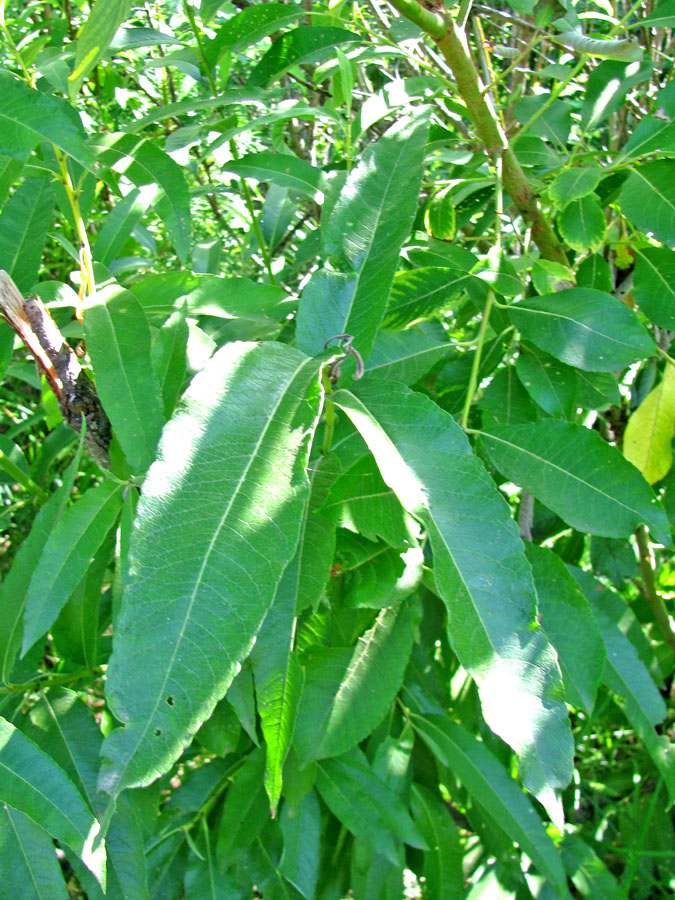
[84,282,166,474]
[296,111,430,359]
[334,531,422,609]
[0,72,94,170]
[293,598,420,762]
[0,439,83,685]
[561,834,622,899]
[593,609,675,803]
[641,0,675,27]
[321,453,415,548]
[365,328,451,385]
[525,545,605,714]
[515,344,578,418]
[315,747,427,862]
[0,805,69,899]
[478,420,672,545]
[69,0,134,100]
[508,288,656,372]
[247,26,361,88]
[251,561,305,815]
[576,253,612,293]
[574,369,620,411]
[619,161,675,247]
[425,186,456,241]
[581,60,652,132]
[590,536,636,588]
[221,152,324,197]
[0,716,105,887]
[332,381,573,824]
[619,83,675,160]
[99,343,321,795]
[382,267,472,330]
[549,167,602,208]
[151,307,189,418]
[22,481,124,655]
[411,715,571,899]
[0,177,54,293]
[216,749,269,863]
[0,156,23,207]
[205,2,304,63]
[558,194,605,253]
[410,784,463,900]
[480,365,541,426]
[130,272,291,321]
[93,186,161,266]
[91,134,191,262]
[279,791,320,900]
[624,363,675,484]
[633,247,675,330]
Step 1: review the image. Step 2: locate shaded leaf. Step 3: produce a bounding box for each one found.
[247,27,361,88]
[0,177,54,293]
[410,784,463,900]
[633,246,675,330]
[221,152,324,197]
[0,805,69,900]
[382,267,472,330]
[619,161,675,247]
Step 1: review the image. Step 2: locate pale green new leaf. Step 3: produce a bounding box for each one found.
[293,598,421,762]
[99,342,321,795]
[332,381,573,824]
[84,283,166,474]
[296,112,430,359]
[69,0,134,99]
[0,717,105,887]
[22,481,124,655]
[0,805,69,900]
[0,176,54,293]
[411,715,571,899]
[479,420,671,545]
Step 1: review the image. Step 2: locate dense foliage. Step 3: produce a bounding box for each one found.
[0,0,674,897]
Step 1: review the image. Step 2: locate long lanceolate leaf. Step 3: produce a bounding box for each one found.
[296,112,430,360]
[99,342,322,796]
[332,381,573,823]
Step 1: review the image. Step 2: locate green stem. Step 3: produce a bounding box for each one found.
[55,149,96,301]
[384,0,447,38]
[635,525,675,654]
[321,367,337,454]
[620,777,663,898]
[0,21,34,86]
[0,666,103,695]
[182,0,219,95]
[229,140,277,286]
[460,290,494,430]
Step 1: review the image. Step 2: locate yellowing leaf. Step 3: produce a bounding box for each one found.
[624,364,675,483]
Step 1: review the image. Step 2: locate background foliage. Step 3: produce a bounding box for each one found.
[0,0,674,897]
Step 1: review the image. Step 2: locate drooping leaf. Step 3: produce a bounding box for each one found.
[69,0,134,99]
[478,420,671,545]
[411,715,571,899]
[624,364,675,484]
[247,26,361,88]
[581,60,651,132]
[633,246,675,330]
[619,161,675,247]
[91,133,191,262]
[22,481,123,655]
[410,784,463,900]
[315,746,427,862]
[251,560,305,814]
[508,288,656,372]
[332,380,573,823]
[0,438,83,685]
[525,545,605,714]
[561,834,622,899]
[216,749,269,864]
[0,72,94,170]
[0,805,69,900]
[293,598,420,762]
[296,111,430,359]
[83,282,166,474]
[99,342,321,795]
[0,716,105,887]
[0,176,54,293]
